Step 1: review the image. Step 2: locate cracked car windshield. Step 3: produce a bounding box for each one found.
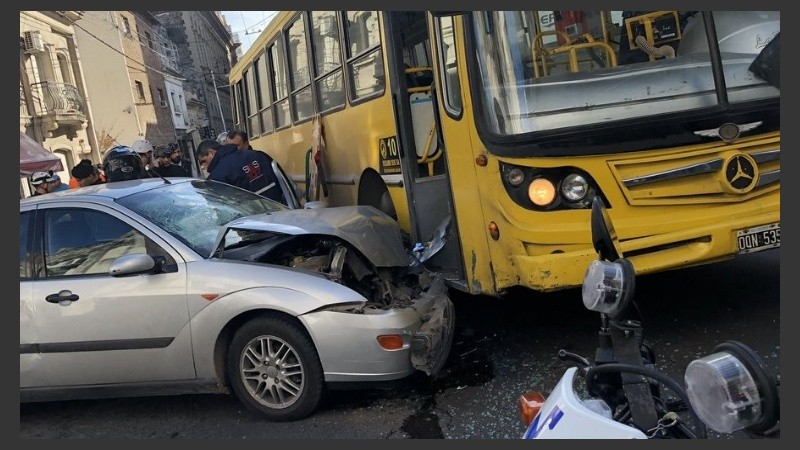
[118,180,286,256]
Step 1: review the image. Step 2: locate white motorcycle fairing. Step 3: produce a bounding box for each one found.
[522,368,648,439]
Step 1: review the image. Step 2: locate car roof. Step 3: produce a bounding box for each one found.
[20,178,195,205]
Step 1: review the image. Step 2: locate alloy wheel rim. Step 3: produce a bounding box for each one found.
[240,335,304,409]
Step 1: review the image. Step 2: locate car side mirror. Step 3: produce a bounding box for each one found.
[108,254,159,277]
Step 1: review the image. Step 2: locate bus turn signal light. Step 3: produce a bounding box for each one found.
[489,222,500,240]
[519,391,546,426]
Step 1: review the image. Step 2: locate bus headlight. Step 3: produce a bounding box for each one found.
[581,259,634,318]
[562,174,588,202]
[685,341,779,435]
[499,162,605,211]
[528,177,556,206]
[507,168,525,186]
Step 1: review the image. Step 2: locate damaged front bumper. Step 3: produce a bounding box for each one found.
[297,276,455,382]
[408,276,455,376]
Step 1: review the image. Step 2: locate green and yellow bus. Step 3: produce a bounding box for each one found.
[228,10,780,296]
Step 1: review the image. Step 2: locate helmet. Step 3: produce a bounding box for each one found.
[29,171,50,186]
[131,138,154,155]
[103,146,147,182]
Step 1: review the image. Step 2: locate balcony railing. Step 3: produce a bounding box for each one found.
[30,82,86,116]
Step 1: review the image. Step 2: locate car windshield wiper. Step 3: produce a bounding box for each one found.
[149,168,171,184]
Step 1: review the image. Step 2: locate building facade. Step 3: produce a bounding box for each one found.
[76,11,198,152]
[20,10,99,192]
[154,11,236,139]
[20,10,235,196]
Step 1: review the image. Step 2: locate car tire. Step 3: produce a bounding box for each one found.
[227,316,324,421]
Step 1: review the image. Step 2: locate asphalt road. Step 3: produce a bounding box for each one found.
[20,249,780,439]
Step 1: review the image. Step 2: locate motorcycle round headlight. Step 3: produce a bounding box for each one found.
[582,260,624,315]
[684,340,778,435]
[685,351,762,433]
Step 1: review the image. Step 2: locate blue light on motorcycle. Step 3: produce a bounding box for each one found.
[581,260,627,315]
[684,351,763,434]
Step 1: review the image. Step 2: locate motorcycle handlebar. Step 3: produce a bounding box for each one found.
[585,363,707,438]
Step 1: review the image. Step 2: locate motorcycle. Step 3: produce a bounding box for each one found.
[519,197,780,439]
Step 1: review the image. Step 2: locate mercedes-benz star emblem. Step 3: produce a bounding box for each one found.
[723,154,758,193]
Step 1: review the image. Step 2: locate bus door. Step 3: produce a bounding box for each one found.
[383,11,465,284]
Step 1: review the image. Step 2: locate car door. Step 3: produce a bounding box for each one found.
[20,207,41,387]
[27,203,195,387]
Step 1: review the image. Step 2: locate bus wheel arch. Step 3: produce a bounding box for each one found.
[358,169,397,221]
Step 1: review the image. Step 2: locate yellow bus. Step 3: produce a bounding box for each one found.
[228,11,780,296]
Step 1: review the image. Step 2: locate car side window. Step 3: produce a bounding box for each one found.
[43,208,175,278]
[20,211,32,279]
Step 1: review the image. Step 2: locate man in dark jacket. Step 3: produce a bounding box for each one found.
[202,143,287,204]
[149,145,190,178]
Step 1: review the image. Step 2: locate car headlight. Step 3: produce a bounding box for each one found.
[581,259,634,318]
[685,341,779,434]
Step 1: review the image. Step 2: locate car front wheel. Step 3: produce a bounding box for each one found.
[227,316,324,421]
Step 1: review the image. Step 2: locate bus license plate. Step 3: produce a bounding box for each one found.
[737,223,780,254]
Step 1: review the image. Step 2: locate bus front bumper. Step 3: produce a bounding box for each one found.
[508,211,780,292]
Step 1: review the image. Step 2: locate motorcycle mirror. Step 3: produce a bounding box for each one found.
[590,197,623,261]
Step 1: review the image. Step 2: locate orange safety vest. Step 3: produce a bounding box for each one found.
[69,173,106,188]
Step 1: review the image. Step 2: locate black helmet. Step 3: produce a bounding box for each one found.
[103,145,148,182]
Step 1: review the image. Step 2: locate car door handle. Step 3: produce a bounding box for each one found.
[45,291,79,304]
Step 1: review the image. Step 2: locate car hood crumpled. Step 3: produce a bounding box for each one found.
[213,205,413,268]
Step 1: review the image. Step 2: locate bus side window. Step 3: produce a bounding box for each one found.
[286,13,314,123]
[310,11,345,113]
[344,11,385,102]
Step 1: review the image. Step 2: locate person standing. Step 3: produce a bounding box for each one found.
[46,173,69,192]
[149,145,190,178]
[29,171,53,196]
[226,129,254,150]
[29,170,69,196]
[168,143,191,174]
[197,142,286,204]
[131,138,154,171]
[195,139,221,175]
[102,146,151,182]
[70,159,105,188]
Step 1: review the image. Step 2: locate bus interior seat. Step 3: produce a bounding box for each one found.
[409,91,439,159]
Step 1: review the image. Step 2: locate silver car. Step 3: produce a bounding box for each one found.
[20,178,455,421]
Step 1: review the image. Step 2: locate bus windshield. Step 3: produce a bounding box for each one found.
[470,11,780,136]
